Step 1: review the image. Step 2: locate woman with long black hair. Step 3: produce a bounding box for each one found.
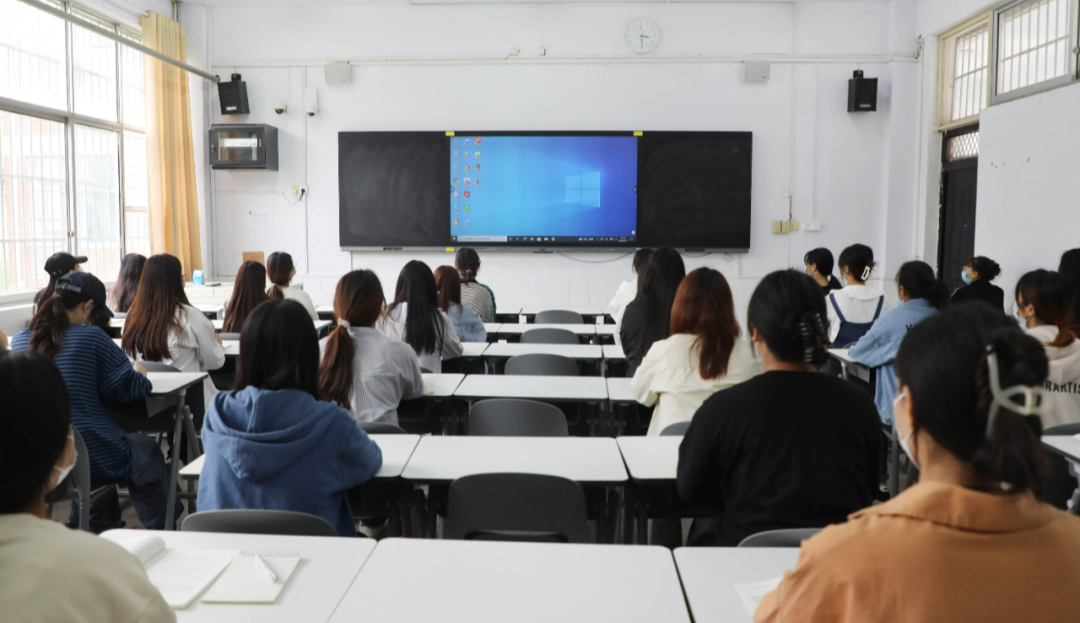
[619,248,686,377]
[378,260,463,373]
[109,253,146,313]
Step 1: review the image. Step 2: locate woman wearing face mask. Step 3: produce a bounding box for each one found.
[1014,269,1080,427]
[754,304,1080,623]
[804,248,842,295]
[0,350,175,622]
[826,244,887,347]
[9,273,171,533]
[849,261,948,423]
[952,256,1004,311]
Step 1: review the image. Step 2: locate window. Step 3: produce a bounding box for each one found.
[0,0,150,295]
[992,0,1079,103]
[939,16,992,129]
[947,130,980,161]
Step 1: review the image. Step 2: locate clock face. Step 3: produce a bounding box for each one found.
[625,19,659,54]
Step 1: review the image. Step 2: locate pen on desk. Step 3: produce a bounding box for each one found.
[253,554,278,583]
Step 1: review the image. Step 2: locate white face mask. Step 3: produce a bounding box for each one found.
[893,390,919,470]
[49,432,77,492]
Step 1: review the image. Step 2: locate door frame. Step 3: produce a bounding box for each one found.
[936,123,980,280]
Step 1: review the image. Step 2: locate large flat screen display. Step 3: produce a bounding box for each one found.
[449,135,638,244]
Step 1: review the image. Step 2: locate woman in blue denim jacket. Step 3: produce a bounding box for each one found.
[434,265,488,342]
[849,261,948,424]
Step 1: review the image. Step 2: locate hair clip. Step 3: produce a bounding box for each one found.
[861,266,871,281]
[985,351,1052,437]
[338,318,351,329]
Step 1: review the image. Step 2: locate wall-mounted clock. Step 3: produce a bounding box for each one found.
[625,18,659,55]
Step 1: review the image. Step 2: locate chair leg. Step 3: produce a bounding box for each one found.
[164,391,186,530]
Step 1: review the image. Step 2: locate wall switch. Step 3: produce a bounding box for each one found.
[780,220,790,234]
[805,221,822,232]
[790,221,800,232]
[772,220,783,234]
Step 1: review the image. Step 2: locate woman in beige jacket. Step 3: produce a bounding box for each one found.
[632,267,760,436]
[756,305,1080,623]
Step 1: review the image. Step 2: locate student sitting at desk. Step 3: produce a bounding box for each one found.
[9,273,172,533]
[1015,269,1080,427]
[1059,248,1080,315]
[951,255,1005,311]
[109,253,145,314]
[677,270,881,546]
[849,261,947,424]
[122,254,225,409]
[222,260,268,334]
[755,305,1080,623]
[200,299,383,537]
[608,248,653,327]
[320,270,423,425]
[33,251,85,309]
[632,267,759,436]
[826,243,886,347]
[803,247,843,295]
[619,247,686,376]
[266,251,318,320]
[379,261,463,373]
[434,265,487,342]
[0,350,175,623]
[456,247,497,323]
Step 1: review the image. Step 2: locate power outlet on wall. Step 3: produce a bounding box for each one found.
[289,186,300,196]
[804,221,822,232]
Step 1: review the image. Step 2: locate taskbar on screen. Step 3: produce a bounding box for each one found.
[452,235,636,244]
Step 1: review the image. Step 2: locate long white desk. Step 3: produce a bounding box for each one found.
[423,372,465,398]
[602,344,626,360]
[459,342,489,358]
[496,323,598,336]
[617,436,682,482]
[483,342,605,361]
[147,371,209,396]
[401,436,628,485]
[606,377,634,404]
[329,539,690,623]
[455,374,609,402]
[1043,435,1080,463]
[827,347,872,383]
[102,529,377,623]
[212,318,333,335]
[193,303,224,319]
[674,547,799,623]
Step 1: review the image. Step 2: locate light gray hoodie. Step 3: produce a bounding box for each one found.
[1027,325,1080,428]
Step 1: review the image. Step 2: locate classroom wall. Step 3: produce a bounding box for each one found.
[200,1,921,323]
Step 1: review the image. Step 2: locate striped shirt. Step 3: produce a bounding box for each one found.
[319,327,424,426]
[461,281,496,323]
[11,325,151,485]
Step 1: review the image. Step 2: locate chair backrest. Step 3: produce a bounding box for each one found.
[504,353,579,376]
[520,328,579,345]
[359,421,407,435]
[469,399,568,437]
[443,473,590,543]
[535,310,584,324]
[660,421,691,436]
[738,528,822,548]
[182,509,338,536]
[141,362,181,372]
[219,332,241,341]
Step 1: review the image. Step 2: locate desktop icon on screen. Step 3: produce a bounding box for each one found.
[464,165,471,171]
[474,151,481,158]
[453,151,458,158]
[464,177,471,185]
[474,164,481,171]
[464,205,470,212]
[474,137,481,144]
[475,178,481,186]
[464,191,471,198]
[453,205,460,212]
[463,151,470,158]
[464,138,471,145]
[453,191,459,198]
[464,220,470,226]
[453,218,460,225]
[453,178,459,184]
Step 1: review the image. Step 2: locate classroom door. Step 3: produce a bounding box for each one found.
[938,126,979,294]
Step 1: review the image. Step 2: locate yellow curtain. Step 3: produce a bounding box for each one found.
[141,11,202,275]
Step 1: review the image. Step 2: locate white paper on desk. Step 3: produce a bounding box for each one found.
[733,576,783,615]
[143,548,238,609]
[202,554,300,604]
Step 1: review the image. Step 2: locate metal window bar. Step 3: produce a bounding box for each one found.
[947,131,981,161]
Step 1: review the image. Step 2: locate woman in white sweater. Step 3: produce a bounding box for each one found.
[826,243,888,346]
[632,267,760,436]
[379,261,463,373]
[1015,269,1080,427]
[122,254,225,407]
[267,251,318,320]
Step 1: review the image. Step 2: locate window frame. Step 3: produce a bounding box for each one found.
[989,0,1080,106]
[937,11,994,131]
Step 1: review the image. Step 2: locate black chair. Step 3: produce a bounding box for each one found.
[738,528,822,547]
[535,310,584,324]
[45,428,113,531]
[469,399,568,437]
[505,353,579,376]
[660,421,691,436]
[1045,423,1080,514]
[520,328,579,345]
[360,421,407,435]
[182,509,338,536]
[442,473,590,543]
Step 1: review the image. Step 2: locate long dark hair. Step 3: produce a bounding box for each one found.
[670,268,740,379]
[632,248,654,274]
[266,251,295,299]
[634,248,686,351]
[433,265,461,313]
[748,270,831,367]
[966,256,1002,281]
[804,247,842,290]
[894,304,1050,498]
[319,270,386,408]
[110,253,146,313]
[0,351,71,514]
[122,254,189,361]
[1058,249,1080,314]
[838,244,876,284]
[28,287,93,360]
[223,261,268,334]
[234,299,321,398]
[1015,269,1077,348]
[455,248,482,283]
[388,260,445,356]
[896,261,949,309]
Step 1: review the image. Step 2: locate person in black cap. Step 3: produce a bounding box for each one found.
[10,272,178,532]
[33,252,88,309]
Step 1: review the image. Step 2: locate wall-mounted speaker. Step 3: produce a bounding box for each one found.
[217,73,250,115]
[848,70,877,113]
[324,63,352,86]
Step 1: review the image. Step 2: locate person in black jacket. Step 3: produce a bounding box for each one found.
[951,256,1004,311]
[677,270,882,546]
[619,248,685,377]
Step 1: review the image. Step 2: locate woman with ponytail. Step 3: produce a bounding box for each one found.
[952,255,1005,310]
[433,265,487,343]
[677,270,882,546]
[804,247,842,295]
[319,270,423,425]
[266,251,318,320]
[379,261,463,373]
[850,261,948,423]
[1015,269,1080,427]
[826,243,887,346]
[755,304,1080,623]
[455,248,496,322]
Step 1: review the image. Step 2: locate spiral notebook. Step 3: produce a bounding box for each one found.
[200,551,302,604]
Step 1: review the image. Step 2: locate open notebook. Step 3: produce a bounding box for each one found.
[121,534,237,609]
[201,551,301,604]
[733,576,783,615]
